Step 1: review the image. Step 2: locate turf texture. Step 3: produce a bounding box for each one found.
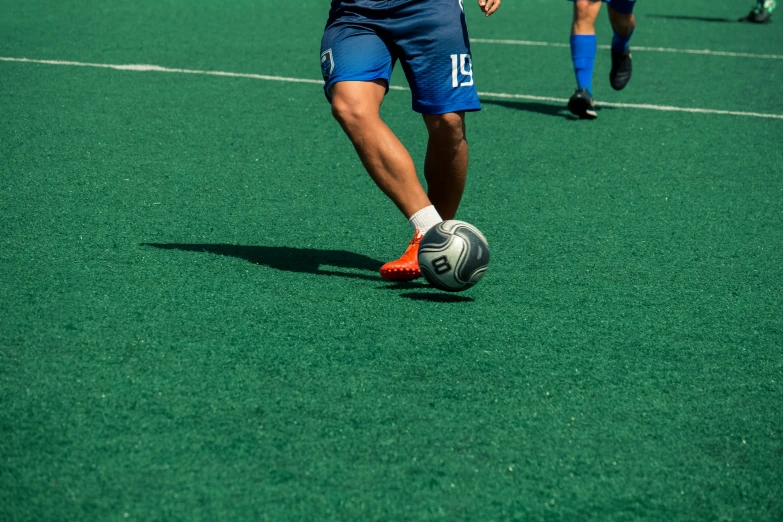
[1,0,782,520]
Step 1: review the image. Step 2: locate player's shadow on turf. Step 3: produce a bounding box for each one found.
[144,244,476,300]
[647,14,736,23]
[399,292,474,303]
[482,99,571,118]
[481,99,609,120]
[378,282,474,302]
[142,243,383,281]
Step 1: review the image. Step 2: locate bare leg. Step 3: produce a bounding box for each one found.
[330,80,431,219]
[607,5,635,36]
[572,0,602,34]
[422,112,468,221]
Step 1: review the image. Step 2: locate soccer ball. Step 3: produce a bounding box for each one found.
[418,220,490,292]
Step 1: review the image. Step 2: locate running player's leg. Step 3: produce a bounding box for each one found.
[569,0,602,118]
[322,14,435,281]
[608,1,636,39]
[607,0,636,90]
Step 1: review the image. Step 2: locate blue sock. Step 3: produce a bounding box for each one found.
[570,34,596,95]
[611,29,634,54]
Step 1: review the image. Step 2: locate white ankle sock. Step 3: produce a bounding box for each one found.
[408,205,442,235]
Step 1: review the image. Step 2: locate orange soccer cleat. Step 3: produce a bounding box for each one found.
[379,229,424,281]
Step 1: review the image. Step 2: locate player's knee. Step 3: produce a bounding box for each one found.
[330,96,374,130]
[573,0,599,24]
[330,96,359,125]
[425,113,466,145]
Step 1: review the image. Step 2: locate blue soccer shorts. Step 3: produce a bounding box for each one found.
[320,0,481,115]
[569,0,637,15]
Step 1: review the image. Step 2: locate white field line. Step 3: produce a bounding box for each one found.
[476,91,783,119]
[2,56,782,119]
[470,38,783,60]
[0,56,325,85]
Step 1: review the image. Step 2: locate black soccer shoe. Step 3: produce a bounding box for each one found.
[742,6,772,22]
[610,51,633,91]
[567,89,597,120]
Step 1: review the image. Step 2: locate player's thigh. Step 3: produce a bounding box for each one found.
[320,22,394,102]
[392,0,480,115]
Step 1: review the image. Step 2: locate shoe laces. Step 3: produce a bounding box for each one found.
[401,229,424,256]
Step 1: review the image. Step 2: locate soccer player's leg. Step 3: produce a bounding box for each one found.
[329,81,434,281]
[377,112,471,282]
[742,0,776,22]
[569,0,602,119]
[329,82,430,223]
[607,0,636,91]
[322,20,434,281]
[395,0,480,218]
[376,0,482,281]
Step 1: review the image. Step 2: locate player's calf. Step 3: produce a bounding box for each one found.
[423,113,468,220]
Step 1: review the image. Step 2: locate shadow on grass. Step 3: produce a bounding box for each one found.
[377,281,474,301]
[482,99,611,119]
[399,292,474,303]
[142,243,383,281]
[144,243,479,301]
[482,98,574,119]
[647,14,737,23]
[377,281,430,290]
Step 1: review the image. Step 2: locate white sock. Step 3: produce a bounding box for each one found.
[408,205,442,235]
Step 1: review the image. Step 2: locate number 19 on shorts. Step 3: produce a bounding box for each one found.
[450,54,474,88]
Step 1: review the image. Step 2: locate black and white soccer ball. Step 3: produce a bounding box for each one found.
[417,220,490,292]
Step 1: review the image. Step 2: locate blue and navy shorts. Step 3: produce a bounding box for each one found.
[569,0,637,15]
[320,0,481,115]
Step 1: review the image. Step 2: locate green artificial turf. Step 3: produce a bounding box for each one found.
[1,0,782,520]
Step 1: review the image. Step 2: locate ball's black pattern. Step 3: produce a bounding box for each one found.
[453,225,490,284]
[418,221,490,292]
[419,224,452,250]
[419,262,454,292]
